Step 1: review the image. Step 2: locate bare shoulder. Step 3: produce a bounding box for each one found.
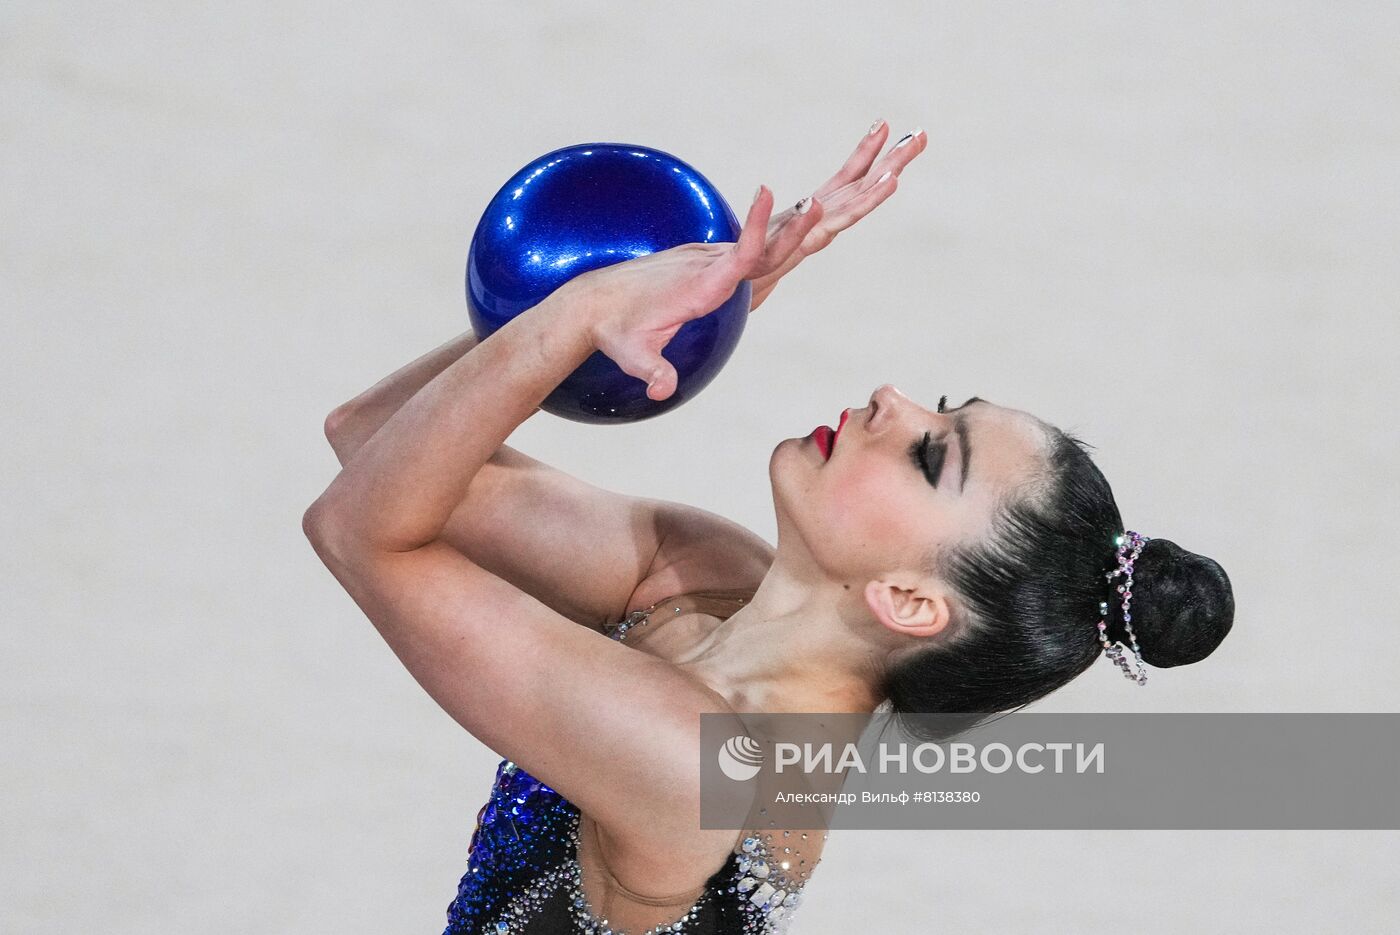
[627,501,774,612]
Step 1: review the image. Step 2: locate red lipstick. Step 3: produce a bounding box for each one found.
[809,408,851,462]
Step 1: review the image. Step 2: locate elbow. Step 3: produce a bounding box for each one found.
[302,497,330,545]
[324,402,356,448]
[302,497,335,552]
[302,496,355,565]
[303,494,392,572]
[324,402,365,467]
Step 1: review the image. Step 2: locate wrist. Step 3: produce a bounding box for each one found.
[540,275,605,350]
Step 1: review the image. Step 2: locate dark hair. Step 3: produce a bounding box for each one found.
[878,429,1234,742]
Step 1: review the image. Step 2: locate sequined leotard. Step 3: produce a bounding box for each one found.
[442,589,824,935]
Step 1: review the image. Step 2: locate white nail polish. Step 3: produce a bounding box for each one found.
[868,120,883,135]
[795,196,812,214]
[878,170,892,183]
[893,133,914,149]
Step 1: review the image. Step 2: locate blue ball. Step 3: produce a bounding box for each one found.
[466,142,750,424]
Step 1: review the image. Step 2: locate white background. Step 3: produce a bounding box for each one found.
[5,2,1398,932]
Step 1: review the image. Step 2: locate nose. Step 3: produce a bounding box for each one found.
[867,384,909,429]
[873,384,907,405]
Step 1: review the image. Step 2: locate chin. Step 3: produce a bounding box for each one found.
[768,437,810,490]
[768,439,820,539]
[767,443,795,512]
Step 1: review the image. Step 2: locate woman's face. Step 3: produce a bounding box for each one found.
[770,385,1050,582]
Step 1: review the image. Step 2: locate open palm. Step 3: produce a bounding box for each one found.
[749,122,928,311]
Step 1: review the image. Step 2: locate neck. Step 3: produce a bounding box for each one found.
[655,553,890,717]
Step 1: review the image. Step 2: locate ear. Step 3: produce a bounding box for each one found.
[863,578,951,640]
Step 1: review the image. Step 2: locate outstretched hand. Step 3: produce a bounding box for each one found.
[572,184,823,401]
[748,122,927,311]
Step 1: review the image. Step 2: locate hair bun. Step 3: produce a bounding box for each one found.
[1107,538,1234,668]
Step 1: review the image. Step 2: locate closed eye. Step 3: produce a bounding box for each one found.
[910,431,947,487]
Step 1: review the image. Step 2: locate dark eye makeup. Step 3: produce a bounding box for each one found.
[913,394,963,486]
[910,431,946,486]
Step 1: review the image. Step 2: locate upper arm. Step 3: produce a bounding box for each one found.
[627,501,775,610]
[436,446,669,628]
[304,528,739,843]
[436,448,775,629]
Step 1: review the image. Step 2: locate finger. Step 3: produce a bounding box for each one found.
[814,119,890,199]
[645,357,679,400]
[818,171,896,234]
[863,128,926,191]
[752,197,823,277]
[727,184,773,275]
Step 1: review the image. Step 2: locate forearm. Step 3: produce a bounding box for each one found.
[326,331,481,465]
[308,285,598,553]
[327,283,770,467]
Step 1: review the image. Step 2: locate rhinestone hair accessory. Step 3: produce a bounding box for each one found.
[1098,530,1150,685]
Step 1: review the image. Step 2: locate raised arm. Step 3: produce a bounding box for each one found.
[316,121,926,623]
[305,182,807,562]
[301,187,804,846]
[321,330,669,628]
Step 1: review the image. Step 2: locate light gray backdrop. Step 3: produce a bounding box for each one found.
[4,2,1398,932]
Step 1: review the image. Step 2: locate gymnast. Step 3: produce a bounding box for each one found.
[304,121,1234,934]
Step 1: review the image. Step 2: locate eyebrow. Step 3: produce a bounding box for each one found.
[954,413,972,492]
[950,397,983,492]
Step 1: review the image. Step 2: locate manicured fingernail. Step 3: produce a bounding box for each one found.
[878,170,892,183]
[893,132,914,149]
[794,196,813,214]
[753,185,763,204]
[868,119,883,135]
